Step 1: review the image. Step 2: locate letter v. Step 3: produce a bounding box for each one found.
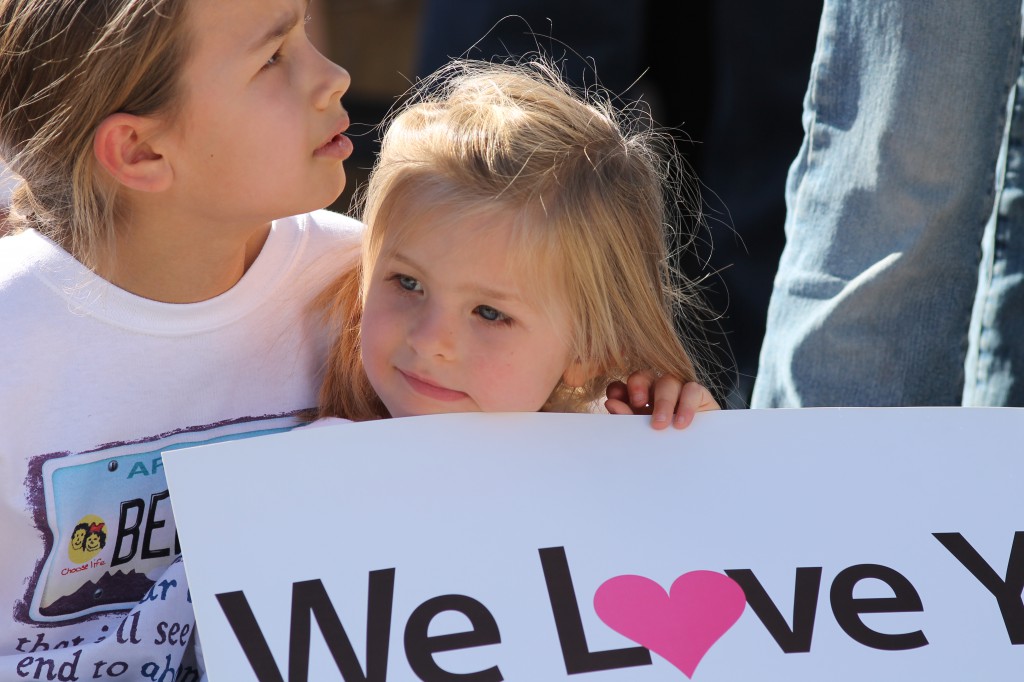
[724,568,822,653]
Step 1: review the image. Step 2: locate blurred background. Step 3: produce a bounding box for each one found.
[311,0,823,407]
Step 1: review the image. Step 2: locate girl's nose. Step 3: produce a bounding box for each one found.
[313,52,351,111]
[407,306,457,359]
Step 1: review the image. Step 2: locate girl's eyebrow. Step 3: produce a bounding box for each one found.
[392,251,422,271]
[248,2,309,53]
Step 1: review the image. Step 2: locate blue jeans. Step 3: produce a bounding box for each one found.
[752,1,1024,407]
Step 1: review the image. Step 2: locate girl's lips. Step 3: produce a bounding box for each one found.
[314,132,353,160]
[399,370,468,402]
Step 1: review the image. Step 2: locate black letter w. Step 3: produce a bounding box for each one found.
[216,570,395,682]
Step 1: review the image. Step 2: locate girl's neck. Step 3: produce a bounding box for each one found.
[100,204,272,304]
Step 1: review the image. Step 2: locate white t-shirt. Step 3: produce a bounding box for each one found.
[0,210,361,680]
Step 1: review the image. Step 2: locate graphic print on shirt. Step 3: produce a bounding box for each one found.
[67,515,107,565]
[21,415,301,624]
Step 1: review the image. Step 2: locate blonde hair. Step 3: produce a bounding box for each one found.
[0,0,191,271]
[318,58,708,420]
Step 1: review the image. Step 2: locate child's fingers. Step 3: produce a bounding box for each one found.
[609,376,720,430]
[673,382,721,429]
[625,370,657,408]
[604,398,635,416]
[651,374,683,430]
[693,383,722,412]
[605,380,630,405]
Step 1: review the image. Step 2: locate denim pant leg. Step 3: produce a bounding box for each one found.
[751,0,1023,407]
[966,17,1024,406]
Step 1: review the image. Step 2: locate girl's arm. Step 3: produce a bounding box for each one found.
[605,373,720,430]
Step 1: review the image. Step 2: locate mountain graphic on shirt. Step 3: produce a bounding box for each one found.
[38,570,155,617]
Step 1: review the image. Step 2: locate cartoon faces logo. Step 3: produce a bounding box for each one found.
[67,515,107,564]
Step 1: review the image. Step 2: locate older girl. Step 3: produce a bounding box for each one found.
[0,0,358,676]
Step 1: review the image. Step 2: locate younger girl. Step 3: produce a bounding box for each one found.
[317,58,717,425]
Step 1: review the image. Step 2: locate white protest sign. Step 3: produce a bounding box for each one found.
[163,408,1023,681]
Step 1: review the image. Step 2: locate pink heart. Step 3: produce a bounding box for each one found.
[594,571,746,678]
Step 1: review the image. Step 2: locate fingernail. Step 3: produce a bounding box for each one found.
[631,392,645,405]
[653,413,668,424]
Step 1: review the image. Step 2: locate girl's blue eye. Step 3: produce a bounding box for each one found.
[396,275,421,292]
[263,50,282,70]
[475,305,510,324]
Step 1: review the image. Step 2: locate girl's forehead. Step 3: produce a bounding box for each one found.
[382,200,517,258]
[185,0,306,56]
[380,195,535,260]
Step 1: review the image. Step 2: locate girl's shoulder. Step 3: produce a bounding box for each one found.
[0,228,70,288]
[267,209,363,259]
[277,208,363,282]
[0,229,92,342]
[295,209,364,244]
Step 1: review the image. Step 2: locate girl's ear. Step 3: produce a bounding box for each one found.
[93,113,171,192]
[562,359,597,388]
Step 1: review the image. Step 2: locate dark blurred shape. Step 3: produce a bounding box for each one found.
[416,2,645,98]
[681,2,824,406]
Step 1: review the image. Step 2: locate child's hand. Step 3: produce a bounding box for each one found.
[605,372,720,430]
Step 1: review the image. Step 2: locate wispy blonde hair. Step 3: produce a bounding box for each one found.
[318,58,709,420]
[0,0,190,272]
